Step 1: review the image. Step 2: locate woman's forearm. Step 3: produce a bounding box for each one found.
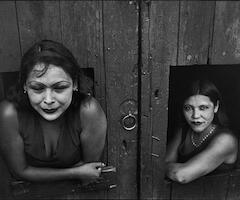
[16,166,78,182]
[15,162,103,182]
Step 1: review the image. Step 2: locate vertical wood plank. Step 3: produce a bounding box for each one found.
[0,1,21,72]
[0,75,4,101]
[103,1,139,199]
[172,174,230,200]
[178,1,215,65]
[60,1,105,109]
[211,1,240,64]
[141,1,179,199]
[225,171,240,200]
[16,0,62,54]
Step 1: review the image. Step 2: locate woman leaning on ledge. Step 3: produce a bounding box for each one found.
[165,79,238,184]
[0,40,107,182]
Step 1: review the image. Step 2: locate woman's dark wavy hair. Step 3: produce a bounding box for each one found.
[7,40,93,111]
[178,79,229,127]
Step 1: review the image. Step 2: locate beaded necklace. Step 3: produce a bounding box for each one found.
[191,125,216,148]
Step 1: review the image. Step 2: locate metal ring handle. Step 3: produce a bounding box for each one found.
[121,113,137,131]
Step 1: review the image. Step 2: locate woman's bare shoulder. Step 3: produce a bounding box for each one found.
[0,100,18,119]
[80,96,102,116]
[210,128,238,152]
[79,96,106,128]
[0,100,19,138]
[215,128,237,143]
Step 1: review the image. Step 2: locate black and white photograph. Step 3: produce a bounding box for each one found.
[1,1,240,199]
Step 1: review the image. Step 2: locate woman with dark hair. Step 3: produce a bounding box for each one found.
[165,79,238,183]
[0,40,107,182]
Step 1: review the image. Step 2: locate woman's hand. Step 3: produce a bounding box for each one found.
[74,162,105,180]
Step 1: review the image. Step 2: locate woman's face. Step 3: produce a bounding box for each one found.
[25,63,75,121]
[183,94,219,133]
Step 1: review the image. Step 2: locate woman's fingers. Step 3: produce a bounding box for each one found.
[92,162,105,168]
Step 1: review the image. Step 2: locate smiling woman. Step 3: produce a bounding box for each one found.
[0,40,107,182]
[165,80,238,183]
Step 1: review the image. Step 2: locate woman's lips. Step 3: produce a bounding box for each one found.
[42,108,58,114]
[191,121,203,126]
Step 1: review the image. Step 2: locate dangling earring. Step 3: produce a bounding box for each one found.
[23,89,27,94]
[73,88,78,92]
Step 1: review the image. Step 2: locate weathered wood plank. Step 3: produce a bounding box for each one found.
[103,1,139,199]
[172,174,230,200]
[225,170,240,200]
[141,1,179,199]
[0,1,21,72]
[16,1,62,54]
[60,1,105,109]
[0,74,4,101]
[211,1,240,64]
[178,1,215,65]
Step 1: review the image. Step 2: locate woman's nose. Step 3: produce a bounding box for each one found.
[43,90,55,104]
[192,109,200,119]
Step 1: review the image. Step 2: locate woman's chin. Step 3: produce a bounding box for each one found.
[39,112,61,121]
[190,125,206,133]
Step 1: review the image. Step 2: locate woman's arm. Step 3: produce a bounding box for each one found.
[0,101,104,182]
[165,128,182,163]
[166,132,237,184]
[79,97,107,162]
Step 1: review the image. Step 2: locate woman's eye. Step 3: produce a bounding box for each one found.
[183,105,191,111]
[53,86,68,92]
[30,87,44,92]
[199,105,209,110]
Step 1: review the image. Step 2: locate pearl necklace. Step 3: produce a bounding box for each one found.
[191,125,216,148]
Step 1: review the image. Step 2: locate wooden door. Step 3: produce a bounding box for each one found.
[0,1,140,199]
[139,1,240,200]
[2,1,240,200]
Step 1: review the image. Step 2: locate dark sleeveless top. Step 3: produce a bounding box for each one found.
[178,125,236,173]
[17,107,82,168]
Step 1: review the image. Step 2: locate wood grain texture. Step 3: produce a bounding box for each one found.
[141,1,179,199]
[103,1,139,199]
[0,1,21,72]
[172,174,230,200]
[211,1,240,64]
[16,1,62,54]
[178,1,215,65]
[60,1,106,109]
[225,170,240,200]
[0,74,4,101]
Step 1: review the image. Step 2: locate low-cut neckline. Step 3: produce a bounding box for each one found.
[38,116,64,159]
